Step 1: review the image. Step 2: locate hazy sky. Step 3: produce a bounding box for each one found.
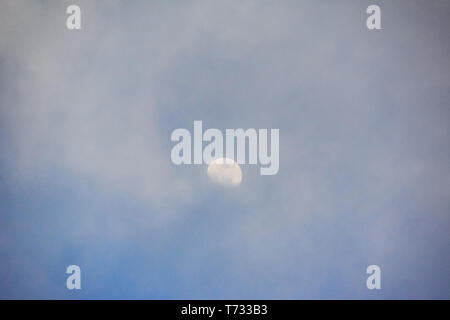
[0,0,449,299]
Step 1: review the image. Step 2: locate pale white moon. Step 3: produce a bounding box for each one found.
[207,158,242,187]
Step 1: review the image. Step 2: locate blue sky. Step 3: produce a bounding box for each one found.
[0,0,449,299]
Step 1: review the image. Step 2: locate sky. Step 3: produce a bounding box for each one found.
[0,0,449,299]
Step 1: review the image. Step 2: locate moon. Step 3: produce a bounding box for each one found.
[207,158,242,187]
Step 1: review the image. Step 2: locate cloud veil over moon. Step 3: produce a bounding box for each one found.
[0,0,449,299]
